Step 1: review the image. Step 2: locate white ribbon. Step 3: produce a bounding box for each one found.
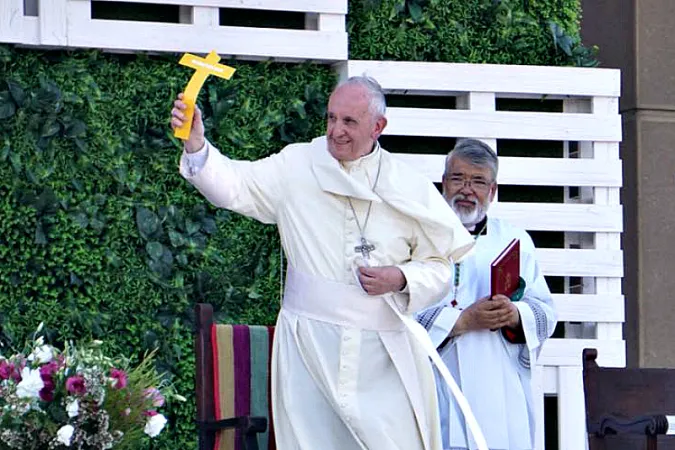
[385,296,489,450]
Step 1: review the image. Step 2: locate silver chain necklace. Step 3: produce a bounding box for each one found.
[348,150,383,261]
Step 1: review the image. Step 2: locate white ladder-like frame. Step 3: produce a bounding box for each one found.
[339,60,624,450]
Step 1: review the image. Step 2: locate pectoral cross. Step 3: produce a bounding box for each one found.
[174,50,236,140]
[354,237,375,260]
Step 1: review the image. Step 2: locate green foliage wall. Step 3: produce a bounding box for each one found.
[0,46,333,448]
[349,0,597,66]
[0,0,592,447]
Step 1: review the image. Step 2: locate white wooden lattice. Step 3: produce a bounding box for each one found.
[0,0,347,61]
[340,60,624,450]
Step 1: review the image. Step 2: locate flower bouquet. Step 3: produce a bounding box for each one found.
[0,324,185,449]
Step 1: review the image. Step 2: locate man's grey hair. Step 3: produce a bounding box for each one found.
[445,139,499,181]
[335,75,387,118]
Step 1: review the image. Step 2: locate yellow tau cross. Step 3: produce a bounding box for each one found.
[174,50,236,140]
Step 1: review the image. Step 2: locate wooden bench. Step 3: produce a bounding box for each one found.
[583,348,675,450]
[194,303,275,450]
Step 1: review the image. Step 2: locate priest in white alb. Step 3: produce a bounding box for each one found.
[416,139,557,450]
[170,76,474,450]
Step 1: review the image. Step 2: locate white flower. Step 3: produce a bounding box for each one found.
[66,399,79,418]
[16,367,44,398]
[143,413,167,438]
[28,344,54,363]
[56,424,74,446]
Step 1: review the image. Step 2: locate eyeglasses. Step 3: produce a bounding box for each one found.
[446,175,494,192]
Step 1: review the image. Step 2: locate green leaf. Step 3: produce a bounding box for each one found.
[201,217,218,234]
[71,212,89,228]
[185,219,200,236]
[408,2,424,22]
[168,230,185,247]
[64,119,87,138]
[35,222,47,245]
[9,152,21,173]
[136,207,161,240]
[7,80,25,107]
[0,91,16,119]
[40,120,61,138]
[146,241,165,261]
[0,144,9,162]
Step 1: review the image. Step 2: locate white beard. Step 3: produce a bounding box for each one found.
[448,194,489,228]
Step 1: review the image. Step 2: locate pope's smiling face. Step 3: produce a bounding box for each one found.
[326,83,387,162]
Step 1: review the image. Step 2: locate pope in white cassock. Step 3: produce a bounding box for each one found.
[170,76,475,450]
[416,139,558,450]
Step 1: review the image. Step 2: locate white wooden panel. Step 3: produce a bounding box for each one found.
[542,366,558,394]
[532,363,546,450]
[538,339,625,367]
[0,0,25,43]
[192,6,219,26]
[384,108,622,142]
[91,0,347,13]
[39,0,68,45]
[558,366,587,450]
[17,16,40,45]
[537,249,623,277]
[393,154,622,187]
[552,294,624,322]
[316,14,344,32]
[343,60,621,98]
[455,92,497,174]
[66,20,347,61]
[490,203,622,233]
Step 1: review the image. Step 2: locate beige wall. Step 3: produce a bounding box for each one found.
[582,0,675,367]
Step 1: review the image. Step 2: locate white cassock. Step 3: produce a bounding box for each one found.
[179,136,474,450]
[416,217,557,450]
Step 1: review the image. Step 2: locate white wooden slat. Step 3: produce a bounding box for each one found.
[191,6,219,26]
[19,16,40,45]
[393,154,622,187]
[39,0,68,45]
[537,338,625,367]
[552,294,624,322]
[343,60,621,98]
[455,92,497,176]
[65,20,347,61]
[316,14,345,32]
[542,366,558,394]
[537,249,623,278]
[0,0,25,43]
[558,366,587,450]
[490,203,622,233]
[532,364,546,450]
[306,13,344,32]
[90,0,348,13]
[384,107,622,142]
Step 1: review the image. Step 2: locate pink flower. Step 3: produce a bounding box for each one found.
[143,409,158,417]
[39,385,54,402]
[37,362,58,402]
[39,361,58,380]
[144,387,165,408]
[109,368,128,389]
[0,361,11,380]
[66,375,86,395]
[11,363,22,382]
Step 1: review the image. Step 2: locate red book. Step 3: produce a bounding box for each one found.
[490,238,520,298]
